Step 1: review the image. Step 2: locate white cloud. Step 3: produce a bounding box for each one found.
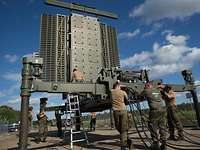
[121,33,200,78]
[129,0,200,23]
[118,29,140,39]
[0,83,21,99]
[195,80,200,86]
[121,51,152,67]
[2,72,21,82]
[0,72,21,98]
[166,34,189,45]
[8,97,20,105]
[161,30,173,36]
[142,23,163,37]
[4,54,18,63]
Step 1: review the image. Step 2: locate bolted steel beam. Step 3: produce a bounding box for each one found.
[45,0,118,19]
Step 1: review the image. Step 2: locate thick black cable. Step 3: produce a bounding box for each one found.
[183,130,200,138]
[138,99,200,146]
[129,102,152,144]
[135,102,200,149]
[128,87,200,149]
[134,103,153,145]
[128,102,149,149]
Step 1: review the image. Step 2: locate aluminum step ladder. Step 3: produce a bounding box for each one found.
[66,94,89,150]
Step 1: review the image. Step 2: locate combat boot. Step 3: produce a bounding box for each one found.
[127,139,134,150]
[175,136,184,141]
[160,141,167,150]
[167,135,176,141]
[149,141,159,150]
[121,145,128,150]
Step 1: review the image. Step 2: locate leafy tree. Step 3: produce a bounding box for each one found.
[0,105,20,123]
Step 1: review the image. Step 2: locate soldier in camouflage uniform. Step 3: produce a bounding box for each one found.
[162,84,183,141]
[36,109,48,143]
[28,106,33,131]
[141,82,166,150]
[36,98,48,143]
[55,110,62,137]
[90,112,96,131]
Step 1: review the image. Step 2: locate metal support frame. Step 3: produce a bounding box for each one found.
[182,69,200,127]
[45,0,118,19]
[19,58,32,150]
[190,89,200,127]
[19,56,200,149]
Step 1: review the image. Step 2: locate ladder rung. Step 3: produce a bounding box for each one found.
[72,139,86,143]
[71,115,81,118]
[72,131,82,134]
[69,102,79,105]
[70,108,79,110]
[67,111,77,113]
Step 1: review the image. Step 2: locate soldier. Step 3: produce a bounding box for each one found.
[71,66,84,82]
[90,112,96,131]
[28,106,33,131]
[71,66,84,131]
[162,84,184,141]
[55,110,62,137]
[36,109,48,143]
[111,81,132,150]
[141,82,166,150]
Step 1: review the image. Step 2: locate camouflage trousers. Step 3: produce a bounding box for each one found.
[38,120,48,141]
[167,106,183,137]
[113,110,129,146]
[148,110,166,143]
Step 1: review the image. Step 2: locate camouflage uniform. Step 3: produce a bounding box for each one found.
[90,112,96,131]
[37,111,48,142]
[55,111,62,137]
[28,106,33,131]
[111,83,130,149]
[163,86,183,140]
[141,84,166,149]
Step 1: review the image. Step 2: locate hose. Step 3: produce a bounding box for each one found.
[127,87,200,149]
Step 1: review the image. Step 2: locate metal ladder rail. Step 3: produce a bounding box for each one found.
[68,94,89,149]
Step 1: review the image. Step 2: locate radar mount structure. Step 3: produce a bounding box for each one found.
[18,1,200,150]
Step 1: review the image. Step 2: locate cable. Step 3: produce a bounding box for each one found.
[128,102,149,149]
[127,87,200,149]
[134,102,200,149]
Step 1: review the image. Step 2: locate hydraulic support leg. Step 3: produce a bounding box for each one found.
[19,58,32,150]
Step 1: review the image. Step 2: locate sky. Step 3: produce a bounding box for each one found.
[0,0,200,119]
